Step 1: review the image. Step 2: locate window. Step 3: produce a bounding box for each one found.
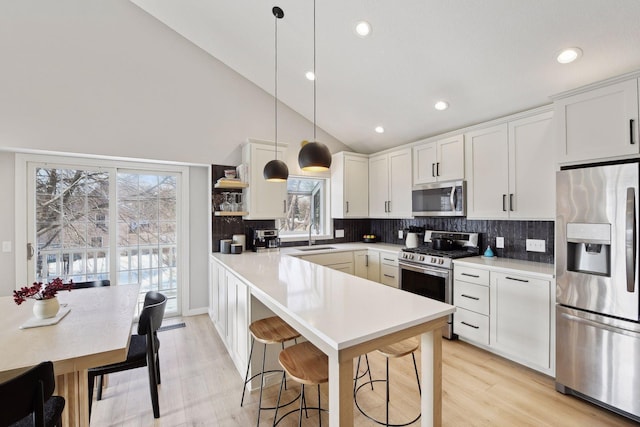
[25,157,184,316]
[278,176,331,241]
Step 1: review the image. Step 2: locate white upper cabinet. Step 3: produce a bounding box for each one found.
[413,134,464,185]
[465,110,554,220]
[465,124,510,219]
[369,147,412,218]
[508,112,555,219]
[331,152,369,218]
[242,141,288,220]
[554,78,639,165]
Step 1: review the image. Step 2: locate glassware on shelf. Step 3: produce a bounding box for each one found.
[220,192,232,212]
[233,192,243,212]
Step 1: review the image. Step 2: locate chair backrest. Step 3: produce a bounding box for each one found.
[72,279,111,289]
[0,361,57,426]
[138,291,167,336]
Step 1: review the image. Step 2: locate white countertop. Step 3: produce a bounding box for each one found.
[453,256,555,279]
[212,245,453,352]
[282,241,403,257]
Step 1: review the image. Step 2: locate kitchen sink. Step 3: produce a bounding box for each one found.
[295,246,337,252]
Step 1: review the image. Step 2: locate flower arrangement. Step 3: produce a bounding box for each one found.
[13,278,73,305]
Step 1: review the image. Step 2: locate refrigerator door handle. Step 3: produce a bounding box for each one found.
[625,187,636,293]
[560,311,640,339]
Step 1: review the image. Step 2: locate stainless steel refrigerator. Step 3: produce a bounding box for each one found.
[556,161,640,422]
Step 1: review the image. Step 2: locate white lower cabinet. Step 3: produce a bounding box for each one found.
[490,271,551,372]
[354,250,380,282]
[209,257,250,376]
[380,253,399,288]
[453,263,554,375]
[299,252,354,274]
[453,265,490,345]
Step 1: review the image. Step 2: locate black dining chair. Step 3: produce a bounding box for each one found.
[71,279,110,289]
[0,361,65,427]
[87,291,166,419]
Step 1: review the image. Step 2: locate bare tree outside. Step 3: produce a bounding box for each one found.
[33,166,179,314]
[35,167,109,282]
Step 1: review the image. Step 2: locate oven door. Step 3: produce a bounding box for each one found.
[399,260,456,339]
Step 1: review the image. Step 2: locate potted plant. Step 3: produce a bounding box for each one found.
[13,278,73,319]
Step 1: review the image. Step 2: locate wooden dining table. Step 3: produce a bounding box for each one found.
[0,284,140,426]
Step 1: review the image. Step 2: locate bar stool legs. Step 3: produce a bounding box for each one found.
[354,338,421,427]
[240,316,301,426]
[273,341,329,426]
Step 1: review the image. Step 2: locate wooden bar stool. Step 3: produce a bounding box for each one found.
[273,341,329,426]
[354,337,421,426]
[241,316,301,426]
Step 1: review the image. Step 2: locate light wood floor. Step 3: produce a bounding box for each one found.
[89,315,637,426]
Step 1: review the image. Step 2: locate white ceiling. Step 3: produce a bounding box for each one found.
[130,0,640,154]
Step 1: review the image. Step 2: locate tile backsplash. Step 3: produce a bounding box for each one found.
[213,215,554,263]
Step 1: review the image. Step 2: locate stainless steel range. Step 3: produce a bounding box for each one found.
[398,231,480,339]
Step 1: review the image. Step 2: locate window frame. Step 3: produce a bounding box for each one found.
[15,153,190,317]
[277,175,333,243]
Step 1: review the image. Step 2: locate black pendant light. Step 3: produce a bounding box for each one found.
[298,0,332,172]
[264,6,289,182]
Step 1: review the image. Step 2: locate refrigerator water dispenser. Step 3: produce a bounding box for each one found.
[566,223,611,277]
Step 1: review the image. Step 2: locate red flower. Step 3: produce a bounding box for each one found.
[13,278,73,305]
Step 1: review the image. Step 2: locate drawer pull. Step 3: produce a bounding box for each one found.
[461,321,479,329]
[506,276,529,283]
[383,258,395,262]
[383,274,395,278]
[461,294,480,301]
[461,272,480,278]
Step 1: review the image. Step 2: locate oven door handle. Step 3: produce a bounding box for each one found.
[399,261,450,279]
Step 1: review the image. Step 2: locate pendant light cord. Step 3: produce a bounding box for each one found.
[313,0,317,141]
[274,11,279,160]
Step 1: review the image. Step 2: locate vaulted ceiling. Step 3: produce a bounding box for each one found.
[131,0,640,154]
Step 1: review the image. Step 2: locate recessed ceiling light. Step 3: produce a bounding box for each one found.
[355,21,371,37]
[374,126,384,134]
[557,47,583,64]
[305,71,316,81]
[434,101,449,111]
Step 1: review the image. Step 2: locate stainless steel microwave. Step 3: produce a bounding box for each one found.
[412,180,466,217]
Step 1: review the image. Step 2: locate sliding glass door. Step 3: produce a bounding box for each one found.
[27,160,182,316]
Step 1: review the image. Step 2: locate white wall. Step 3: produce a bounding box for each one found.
[0,0,350,305]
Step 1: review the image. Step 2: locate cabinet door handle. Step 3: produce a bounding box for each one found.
[432,163,436,177]
[365,255,369,267]
[461,321,479,329]
[384,273,395,278]
[631,119,636,145]
[346,201,349,213]
[461,272,480,278]
[388,201,391,212]
[461,294,480,300]
[283,200,287,213]
[506,276,529,283]
[436,162,440,176]
[502,194,507,211]
[509,193,514,211]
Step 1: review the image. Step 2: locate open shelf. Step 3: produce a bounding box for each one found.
[214,181,248,189]
[214,211,248,217]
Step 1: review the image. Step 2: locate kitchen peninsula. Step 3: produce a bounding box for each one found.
[210,248,455,426]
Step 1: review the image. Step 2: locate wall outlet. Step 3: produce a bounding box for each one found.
[398,230,404,239]
[526,239,545,253]
[496,237,504,249]
[1,241,11,253]
[335,229,345,238]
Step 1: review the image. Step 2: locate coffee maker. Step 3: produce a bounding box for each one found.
[253,229,280,252]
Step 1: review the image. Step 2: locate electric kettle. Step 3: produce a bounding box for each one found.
[405,232,420,248]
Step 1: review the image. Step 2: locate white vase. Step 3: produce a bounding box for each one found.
[33,297,60,319]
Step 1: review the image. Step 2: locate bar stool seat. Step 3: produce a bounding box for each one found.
[241,316,301,426]
[354,337,421,427]
[274,341,329,426]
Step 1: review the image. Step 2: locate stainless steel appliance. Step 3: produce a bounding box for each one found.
[556,161,640,423]
[253,229,280,252]
[412,180,466,217]
[398,231,480,339]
